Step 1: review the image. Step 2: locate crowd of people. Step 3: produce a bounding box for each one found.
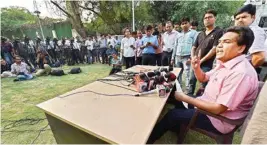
[1,33,122,81]
[1,3,267,143]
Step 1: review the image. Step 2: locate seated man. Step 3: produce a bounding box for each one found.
[1,59,15,78]
[109,53,122,75]
[35,51,52,76]
[11,56,34,81]
[147,26,259,143]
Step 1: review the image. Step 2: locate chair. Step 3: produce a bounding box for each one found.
[177,81,265,144]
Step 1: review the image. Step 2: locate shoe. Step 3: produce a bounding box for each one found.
[13,79,20,82]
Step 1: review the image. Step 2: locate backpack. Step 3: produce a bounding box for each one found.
[50,69,65,76]
[69,67,81,74]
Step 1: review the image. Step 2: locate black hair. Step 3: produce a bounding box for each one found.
[191,21,199,27]
[225,26,254,54]
[234,4,256,18]
[180,17,190,23]
[146,25,153,31]
[204,9,217,17]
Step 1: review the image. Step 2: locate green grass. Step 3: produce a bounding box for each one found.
[1,64,241,144]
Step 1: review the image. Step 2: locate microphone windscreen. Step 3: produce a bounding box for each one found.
[158,76,166,84]
[147,72,156,78]
[165,72,177,82]
[154,70,161,76]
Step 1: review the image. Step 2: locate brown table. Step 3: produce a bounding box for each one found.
[37,65,181,144]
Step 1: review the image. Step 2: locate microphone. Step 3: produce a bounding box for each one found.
[165,72,177,82]
[139,73,149,82]
[135,89,157,96]
[147,72,156,78]
[154,70,161,76]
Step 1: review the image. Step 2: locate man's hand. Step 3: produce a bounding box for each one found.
[191,56,201,70]
[170,59,174,65]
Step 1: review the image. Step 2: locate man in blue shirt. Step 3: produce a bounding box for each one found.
[140,25,159,65]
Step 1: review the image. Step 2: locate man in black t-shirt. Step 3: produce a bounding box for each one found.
[188,9,223,96]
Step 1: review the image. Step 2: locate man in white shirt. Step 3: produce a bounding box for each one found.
[85,37,94,63]
[234,4,267,71]
[121,28,136,69]
[162,21,179,66]
[11,56,33,81]
[107,34,117,48]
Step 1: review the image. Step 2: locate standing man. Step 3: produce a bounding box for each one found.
[140,25,159,66]
[174,22,181,32]
[107,34,117,48]
[162,21,179,66]
[1,37,14,65]
[121,28,135,69]
[99,35,108,64]
[190,20,199,31]
[234,4,267,71]
[135,30,143,65]
[171,17,198,91]
[188,9,223,96]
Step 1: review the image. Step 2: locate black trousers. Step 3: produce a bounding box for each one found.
[142,54,156,66]
[155,53,162,66]
[47,49,56,62]
[28,53,36,67]
[146,101,221,143]
[124,56,135,69]
[161,51,172,66]
[136,57,142,65]
[109,68,122,75]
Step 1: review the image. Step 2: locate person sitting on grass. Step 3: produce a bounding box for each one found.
[106,44,117,66]
[35,51,52,76]
[11,56,34,82]
[1,59,15,78]
[109,53,122,75]
[147,26,259,143]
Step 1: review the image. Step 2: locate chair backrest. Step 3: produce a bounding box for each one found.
[240,81,265,136]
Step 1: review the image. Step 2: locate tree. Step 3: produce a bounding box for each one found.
[151,1,244,29]
[1,7,37,32]
[50,0,87,38]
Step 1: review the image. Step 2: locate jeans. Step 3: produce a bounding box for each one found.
[161,51,172,66]
[142,54,156,66]
[146,103,221,143]
[175,55,191,90]
[187,66,212,96]
[17,74,33,81]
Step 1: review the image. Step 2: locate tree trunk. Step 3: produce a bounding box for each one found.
[67,1,87,38]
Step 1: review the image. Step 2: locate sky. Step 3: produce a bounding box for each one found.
[0,0,66,19]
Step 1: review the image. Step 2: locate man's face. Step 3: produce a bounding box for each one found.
[15,57,22,64]
[1,59,6,65]
[204,13,216,27]
[174,24,180,31]
[191,26,197,30]
[112,54,117,59]
[125,29,130,36]
[137,31,142,38]
[165,23,173,32]
[216,32,245,62]
[234,12,255,27]
[146,29,152,36]
[181,21,190,31]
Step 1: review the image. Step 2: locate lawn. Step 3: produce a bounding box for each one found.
[1,63,241,144]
